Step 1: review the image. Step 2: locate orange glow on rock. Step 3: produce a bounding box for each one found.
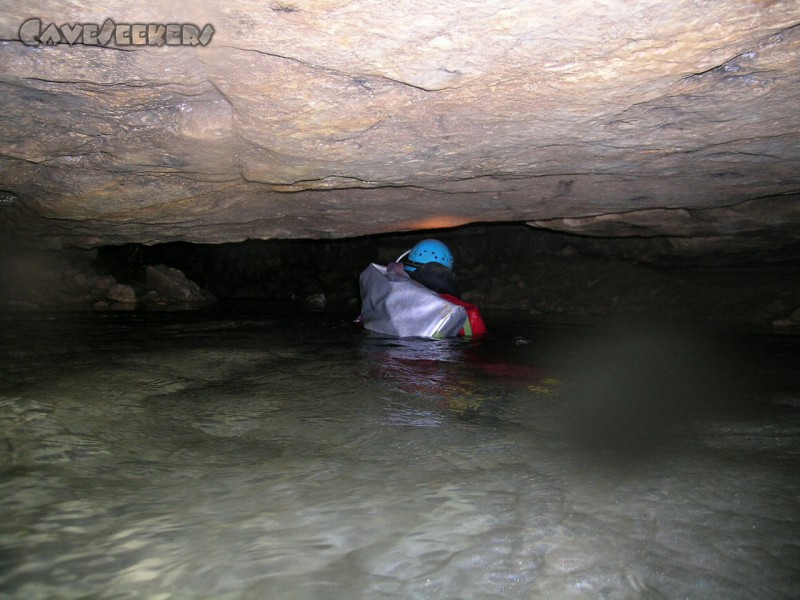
[400,216,474,231]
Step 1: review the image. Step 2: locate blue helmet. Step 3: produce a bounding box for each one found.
[402,239,454,272]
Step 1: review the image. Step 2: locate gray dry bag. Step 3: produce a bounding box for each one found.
[359,263,467,338]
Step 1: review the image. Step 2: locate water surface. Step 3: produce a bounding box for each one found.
[1,308,798,599]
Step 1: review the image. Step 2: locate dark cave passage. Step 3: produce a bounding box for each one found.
[83,223,800,331]
[1,223,799,331]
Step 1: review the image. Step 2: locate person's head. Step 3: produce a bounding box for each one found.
[398,239,460,297]
[400,239,454,273]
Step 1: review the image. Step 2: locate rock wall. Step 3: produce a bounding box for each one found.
[0,248,215,310]
[2,225,798,330]
[88,224,798,330]
[0,2,799,251]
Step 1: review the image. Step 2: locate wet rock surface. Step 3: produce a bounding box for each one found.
[145,264,214,303]
[3,225,796,333]
[0,249,215,310]
[106,283,137,304]
[0,2,799,250]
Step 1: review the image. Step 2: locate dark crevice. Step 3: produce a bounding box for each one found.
[2,223,799,331]
[80,223,800,327]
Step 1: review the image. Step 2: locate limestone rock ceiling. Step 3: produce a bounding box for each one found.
[0,1,798,250]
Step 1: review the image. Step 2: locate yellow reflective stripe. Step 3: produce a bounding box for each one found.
[462,316,473,337]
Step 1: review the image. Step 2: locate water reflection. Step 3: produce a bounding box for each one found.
[359,333,555,421]
[0,310,798,598]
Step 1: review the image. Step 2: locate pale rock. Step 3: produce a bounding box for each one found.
[145,264,208,302]
[305,292,327,308]
[0,1,797,256]
[107,283,137,304]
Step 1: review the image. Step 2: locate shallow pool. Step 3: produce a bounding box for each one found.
[1,308,798,599]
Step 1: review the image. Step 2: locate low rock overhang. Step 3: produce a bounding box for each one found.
[0,2,798,251]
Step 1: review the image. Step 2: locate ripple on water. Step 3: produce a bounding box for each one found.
[0,313,799,599]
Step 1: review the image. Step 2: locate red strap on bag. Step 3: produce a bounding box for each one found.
[439,294,488,337]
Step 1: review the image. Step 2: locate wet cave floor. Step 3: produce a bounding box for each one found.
[0,306,798,599]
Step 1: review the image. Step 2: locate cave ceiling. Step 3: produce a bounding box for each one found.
[0,1,799,252]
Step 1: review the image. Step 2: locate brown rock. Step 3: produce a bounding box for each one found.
[0,3,798,254]
[145,264,207,302]
[107,283,137,304]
